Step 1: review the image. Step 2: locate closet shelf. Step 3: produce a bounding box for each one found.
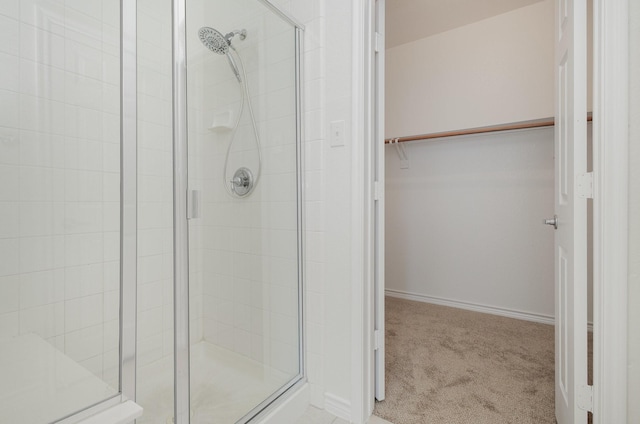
[385,114,593,144]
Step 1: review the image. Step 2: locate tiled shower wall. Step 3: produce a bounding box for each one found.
[272,0,328,407]
[0,0,121,387]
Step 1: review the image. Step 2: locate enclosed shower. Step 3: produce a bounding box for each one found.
[0,0,304,423]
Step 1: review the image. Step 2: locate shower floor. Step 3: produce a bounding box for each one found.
[137,341,293,424]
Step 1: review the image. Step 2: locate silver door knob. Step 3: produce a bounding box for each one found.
[543,215,558,229]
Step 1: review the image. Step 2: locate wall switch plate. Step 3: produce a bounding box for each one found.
[330,120,345,147]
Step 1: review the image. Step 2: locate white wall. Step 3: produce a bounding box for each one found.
[385,0,555,138]
[385,128,556,320]
[319,0,354,408]
[383,2,560,320]
[383,0,601,324]
[627,0,640,419]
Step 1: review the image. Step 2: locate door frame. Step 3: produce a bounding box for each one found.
[372,0,386,403]
[351,0,630,423]
[591,0,629,421]
[350,0,375,422]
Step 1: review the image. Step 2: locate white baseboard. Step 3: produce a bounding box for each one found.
[324,393,351,422]
[385,289,556,326]
[385,289,594,331]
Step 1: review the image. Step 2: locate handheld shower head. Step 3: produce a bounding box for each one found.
[198,26,229,55]
[198,26,246,83]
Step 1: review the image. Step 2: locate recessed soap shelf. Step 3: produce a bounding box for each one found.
[208,110,235,131]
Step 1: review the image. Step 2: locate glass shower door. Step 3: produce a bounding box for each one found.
[184,0,304,422]
[0,0,131,422]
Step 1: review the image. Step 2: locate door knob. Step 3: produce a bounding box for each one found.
[543,215,558,230]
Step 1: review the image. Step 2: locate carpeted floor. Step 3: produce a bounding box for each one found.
[374,297,557,424]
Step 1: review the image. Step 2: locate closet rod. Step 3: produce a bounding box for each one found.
[385,114,593,144]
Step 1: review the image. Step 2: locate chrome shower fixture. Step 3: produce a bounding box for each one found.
[198,27,247,83]
[198,25,262,199]
[224,29,247,44]
[230,167,254,197]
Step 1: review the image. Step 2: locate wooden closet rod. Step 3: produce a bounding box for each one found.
[385,114,593,144]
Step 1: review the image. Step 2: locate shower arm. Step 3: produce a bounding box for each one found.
[225,29,247,43]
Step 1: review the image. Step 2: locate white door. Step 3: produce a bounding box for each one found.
[553,0,588,422]
[374,0,386,402]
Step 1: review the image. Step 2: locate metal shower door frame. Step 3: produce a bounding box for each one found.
[171,0,191,422]
[55,0,138,421]
[120,0,138,406]
[171,1,306,423]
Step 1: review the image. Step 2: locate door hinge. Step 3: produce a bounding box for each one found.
[374,181,380,201]
[577,384,593,412]
[374,32,382,53]
[374,330,382,350]
[576,172,594,199]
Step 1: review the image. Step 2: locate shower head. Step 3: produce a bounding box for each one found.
[198,27,229,55]
[198,27,246,83]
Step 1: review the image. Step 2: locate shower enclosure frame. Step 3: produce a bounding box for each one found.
[172,1,306,424]
[53,0,139,422]
[18,0,305,421]
[120,0,138,408]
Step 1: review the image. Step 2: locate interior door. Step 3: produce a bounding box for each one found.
[554,0,588,422]
[374,0,386,402]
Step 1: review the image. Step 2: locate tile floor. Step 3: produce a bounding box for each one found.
[297,406,393,424]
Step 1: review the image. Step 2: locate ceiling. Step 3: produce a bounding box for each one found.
[386,0,545,49]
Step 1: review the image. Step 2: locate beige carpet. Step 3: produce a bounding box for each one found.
[374,297,556,424]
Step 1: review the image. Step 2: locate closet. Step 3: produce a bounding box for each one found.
[378,0,593,422]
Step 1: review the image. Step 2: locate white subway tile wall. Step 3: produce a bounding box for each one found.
[0,0,122,395]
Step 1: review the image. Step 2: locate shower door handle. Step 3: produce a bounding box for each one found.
[187,190,201,220]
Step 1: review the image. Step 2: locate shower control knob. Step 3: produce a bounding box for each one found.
[230,167,254,197]
[231,176,248,187]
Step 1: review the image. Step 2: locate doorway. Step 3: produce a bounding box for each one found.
[372,0,595,423]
